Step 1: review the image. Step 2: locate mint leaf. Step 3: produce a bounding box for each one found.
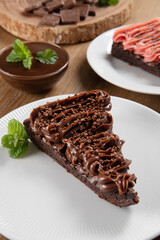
[23,56,33,69]
[1,134,15,148]
[36,49,58,64]
[98,0,118,6]
[6,40,58,69]
[9,140,29,159]
[108,0,118,5]
[1,119,30,158]
[1,119,29,159]
[6,39,33,69]
[1,133,26,150]
[13,133,19,148]
[6,50,24,63]
[13,39,31,57]
[8,119,28,140]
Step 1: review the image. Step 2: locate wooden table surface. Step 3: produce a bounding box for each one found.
[0,0,160,239]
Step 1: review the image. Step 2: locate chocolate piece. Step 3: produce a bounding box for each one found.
[24,0,99,27]
[84,0,95,3]
[61,0,76,9]
[60,9,80,23]
[40,13,60,26]
[46,0,64,12]
[76,0,85,3]
[112,42,160,77]
[25,0,42,12]
[74,4,90,20]
[40,0,51,3]
[89,5,96,16]
[33,7,47,17]
[23,90,139,207]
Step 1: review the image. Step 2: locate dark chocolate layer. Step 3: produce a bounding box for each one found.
[111,42,160,77]
[24,90,139,207]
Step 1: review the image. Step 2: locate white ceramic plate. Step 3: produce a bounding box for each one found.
[0,95,160,240]
[87,27,160,95]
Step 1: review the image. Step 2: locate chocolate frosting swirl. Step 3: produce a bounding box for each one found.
[30,90,137,195]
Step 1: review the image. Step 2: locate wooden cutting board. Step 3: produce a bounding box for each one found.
[0,0,134,44]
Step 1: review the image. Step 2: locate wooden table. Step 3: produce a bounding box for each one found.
[0,0,159,239]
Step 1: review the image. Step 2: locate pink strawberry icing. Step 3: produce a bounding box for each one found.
[113,18,160,63]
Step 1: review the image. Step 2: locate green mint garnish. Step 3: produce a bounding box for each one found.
[98,0,118,6]
[6,40,58,69]
[36,49,58,64]
[22,56,33,69]
[1,119,29,158]
[6,39,33,69]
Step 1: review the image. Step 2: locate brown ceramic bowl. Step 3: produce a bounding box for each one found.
[0,41,69,93]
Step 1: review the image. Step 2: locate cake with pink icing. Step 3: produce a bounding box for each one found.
[111,17,160,76]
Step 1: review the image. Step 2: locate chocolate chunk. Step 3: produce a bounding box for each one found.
[24,0,97,27]
[84,0,95,3]
[89,5,96,16]
[40,0,51,3]
[40,13,60,27]
[74,4,90,20]
[61,0,76,9]
[46,0,64,12]
[76,0,85,3]
[25,0,42,12]
[60,9,80,23]
[33,7,48,16]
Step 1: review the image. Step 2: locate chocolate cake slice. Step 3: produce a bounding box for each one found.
[23,90,139,207]
[111,17,160,77]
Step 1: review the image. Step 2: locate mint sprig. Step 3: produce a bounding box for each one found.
[36,49,58,64]
[98,0,119,6]
[6,39,58,69]
[1,119,29,158]
[6,39,33,69]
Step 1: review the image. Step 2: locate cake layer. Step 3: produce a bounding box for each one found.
[113,17,160,63]
[112,42,160,77]
[24,90,139,207]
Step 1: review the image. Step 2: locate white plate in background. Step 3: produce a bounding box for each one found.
[87,27,160,95]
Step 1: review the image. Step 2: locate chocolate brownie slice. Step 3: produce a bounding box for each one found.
[23,90,139,207]
[111,18,160,77]
[112,42,160,77]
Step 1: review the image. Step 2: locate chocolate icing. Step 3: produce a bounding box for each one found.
[29,90,137,196]
[0,42,68,77]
